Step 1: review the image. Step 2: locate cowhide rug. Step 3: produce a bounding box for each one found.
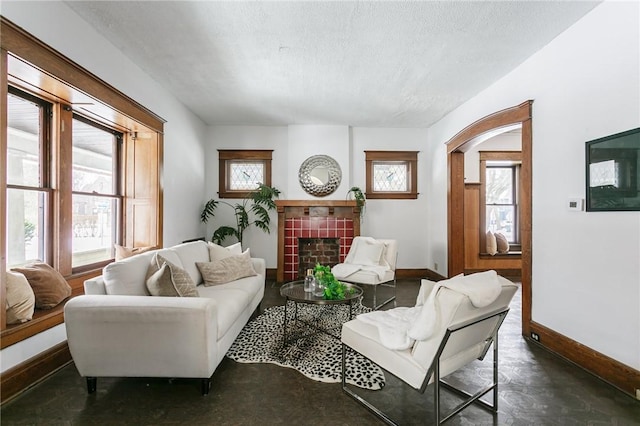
[226,300,385,390]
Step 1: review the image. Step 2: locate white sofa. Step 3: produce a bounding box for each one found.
[64,240,265,395]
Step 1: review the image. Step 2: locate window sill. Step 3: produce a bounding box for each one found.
[480,251,522,259]
[1,268,102,349]
[365,192,419,200]
[1,302,67,349]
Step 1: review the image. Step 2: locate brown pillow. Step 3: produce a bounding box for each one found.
[12,263,72,309]
[197,250,257,286]
[146,254,199,297]
[114,244,154,261]
[6,271,35,324]
[495,232,510,254]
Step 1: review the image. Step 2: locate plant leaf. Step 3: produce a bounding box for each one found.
[212,226,238,245]
[201,199,219,223]
[235,205,249,230]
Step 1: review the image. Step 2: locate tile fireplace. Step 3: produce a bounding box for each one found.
[276,200,361,282]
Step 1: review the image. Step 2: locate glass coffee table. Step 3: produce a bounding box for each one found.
[280,280,363,344]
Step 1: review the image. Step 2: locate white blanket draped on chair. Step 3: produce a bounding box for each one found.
[356,270,502,350]
[331,263,389,280]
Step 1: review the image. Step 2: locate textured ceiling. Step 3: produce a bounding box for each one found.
[64,1,600,127]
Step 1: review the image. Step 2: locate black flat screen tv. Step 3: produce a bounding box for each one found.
[586,127,640,211]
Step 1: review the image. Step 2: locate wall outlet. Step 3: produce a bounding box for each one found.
[531,332,540,342]
[434,262,439,271]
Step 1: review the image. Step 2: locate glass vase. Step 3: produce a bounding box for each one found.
[304,275,315,293]
[312,280,325,297]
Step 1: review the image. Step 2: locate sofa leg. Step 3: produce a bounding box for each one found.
[86,377,97,394]
[252,302,261,318]
[201,378,211,396]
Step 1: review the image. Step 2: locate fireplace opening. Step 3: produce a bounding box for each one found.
[298,238,340,278]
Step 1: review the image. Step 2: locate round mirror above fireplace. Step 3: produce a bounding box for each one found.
[298,155,342,197]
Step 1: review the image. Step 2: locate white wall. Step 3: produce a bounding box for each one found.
[464,131,522,182]
[1,1,208,372]
[286,125,351,199]
[207,125,430,269]
[426,1,640,369]
[205,125,288,267]
[351,127,430,269]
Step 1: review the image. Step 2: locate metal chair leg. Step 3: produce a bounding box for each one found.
[372,278,397,310]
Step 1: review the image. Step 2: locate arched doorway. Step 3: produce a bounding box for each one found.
[446,100,533,335]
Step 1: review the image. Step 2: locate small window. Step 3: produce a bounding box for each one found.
[365,151,418,199]
[218,150,273,198]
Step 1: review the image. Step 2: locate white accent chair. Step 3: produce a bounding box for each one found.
[332,237,397,310]
[341,272,518,424]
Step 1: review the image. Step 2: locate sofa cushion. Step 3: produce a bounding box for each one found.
[12,263,72,309]
[146,254,199,297]
[104,250,157,295]
[153,248,183,269]
[114,244,154,261]
[197,250,257,286]
[170,241,210,285]
[207,242,242,262]
[196,286,252,338]
[5,271,35,324]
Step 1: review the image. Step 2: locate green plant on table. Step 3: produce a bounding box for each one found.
[313,264,355,300]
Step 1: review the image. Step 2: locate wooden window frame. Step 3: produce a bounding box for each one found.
[218,149,273,198]
[6,87,54,266]
[479,151,522,253]
[365,150,419,199]
[70,114,124,273]
[1,17,164,348]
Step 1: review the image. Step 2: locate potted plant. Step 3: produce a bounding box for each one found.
[313,264,355,300]
[347,186,366,217]
[200,184,281,245]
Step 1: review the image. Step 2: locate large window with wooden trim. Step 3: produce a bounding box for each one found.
[218,150,273,198]
[71,115,123,270]
[480,151,522,251]
[365,150,418,199]
[1,17,164,346]
[6,88,52,267]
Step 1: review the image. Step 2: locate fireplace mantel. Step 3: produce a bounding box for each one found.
[276,200,360,282]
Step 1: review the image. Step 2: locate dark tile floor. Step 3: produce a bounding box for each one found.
[2,279,639,425]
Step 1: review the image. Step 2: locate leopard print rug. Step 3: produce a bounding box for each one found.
[226,300,385,390]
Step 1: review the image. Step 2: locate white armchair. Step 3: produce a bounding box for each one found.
[340,270,518,424]
[332,237,397,310]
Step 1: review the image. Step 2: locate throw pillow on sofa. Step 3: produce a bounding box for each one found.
[146,254,199,297]
[12,263,72,309]
[6,271,35,324]
[495,232,510,254]
[197,249,257,286]
[207,241,242,262]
